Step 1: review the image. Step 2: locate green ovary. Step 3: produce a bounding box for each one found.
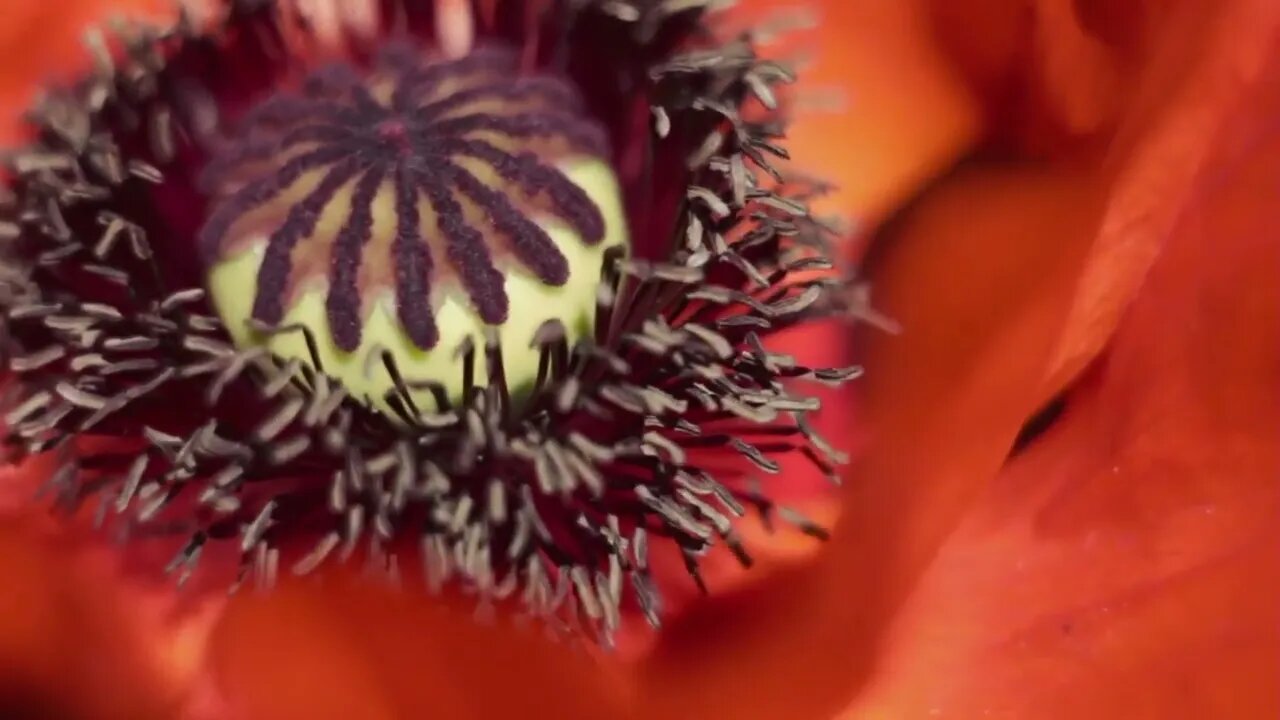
[207,158,627,416]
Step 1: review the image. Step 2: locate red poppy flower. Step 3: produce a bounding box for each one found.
[1,1,1277,719]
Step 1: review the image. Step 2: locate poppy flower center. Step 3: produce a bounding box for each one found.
[199,44,627,411]
[0,0,856,645]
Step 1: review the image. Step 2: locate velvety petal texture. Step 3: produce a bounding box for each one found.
[849,41,1280,717]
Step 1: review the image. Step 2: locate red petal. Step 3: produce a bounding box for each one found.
[639,2,1280,716]
[210,575,634,719]
[925,0,1126,152]
[927,0,1280,397]
[0,516,179,719]
[1043,0,1280,395]
[847,64,1280,716]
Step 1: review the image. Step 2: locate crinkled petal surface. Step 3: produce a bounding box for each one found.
[927,0,1280,396]
[849,50,1280,717]
[1040,0,1280,397]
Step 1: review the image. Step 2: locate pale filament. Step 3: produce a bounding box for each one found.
[436,0,476,58]
[187,1,469,56]
[293,0,379,43]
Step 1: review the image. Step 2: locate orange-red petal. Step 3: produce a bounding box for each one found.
[926,0,1280,400]
[1043,0,1280,397]
[746,0,982,221]
[210,575,635,720]
[847,65,1280,716]
[638,2,1280,717]
[0,514,179,719]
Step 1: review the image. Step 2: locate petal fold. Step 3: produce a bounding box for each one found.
[638,161,1102,718]
[847,65,1280,716]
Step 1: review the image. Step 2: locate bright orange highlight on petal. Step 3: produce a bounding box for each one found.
[736,0,982,221]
